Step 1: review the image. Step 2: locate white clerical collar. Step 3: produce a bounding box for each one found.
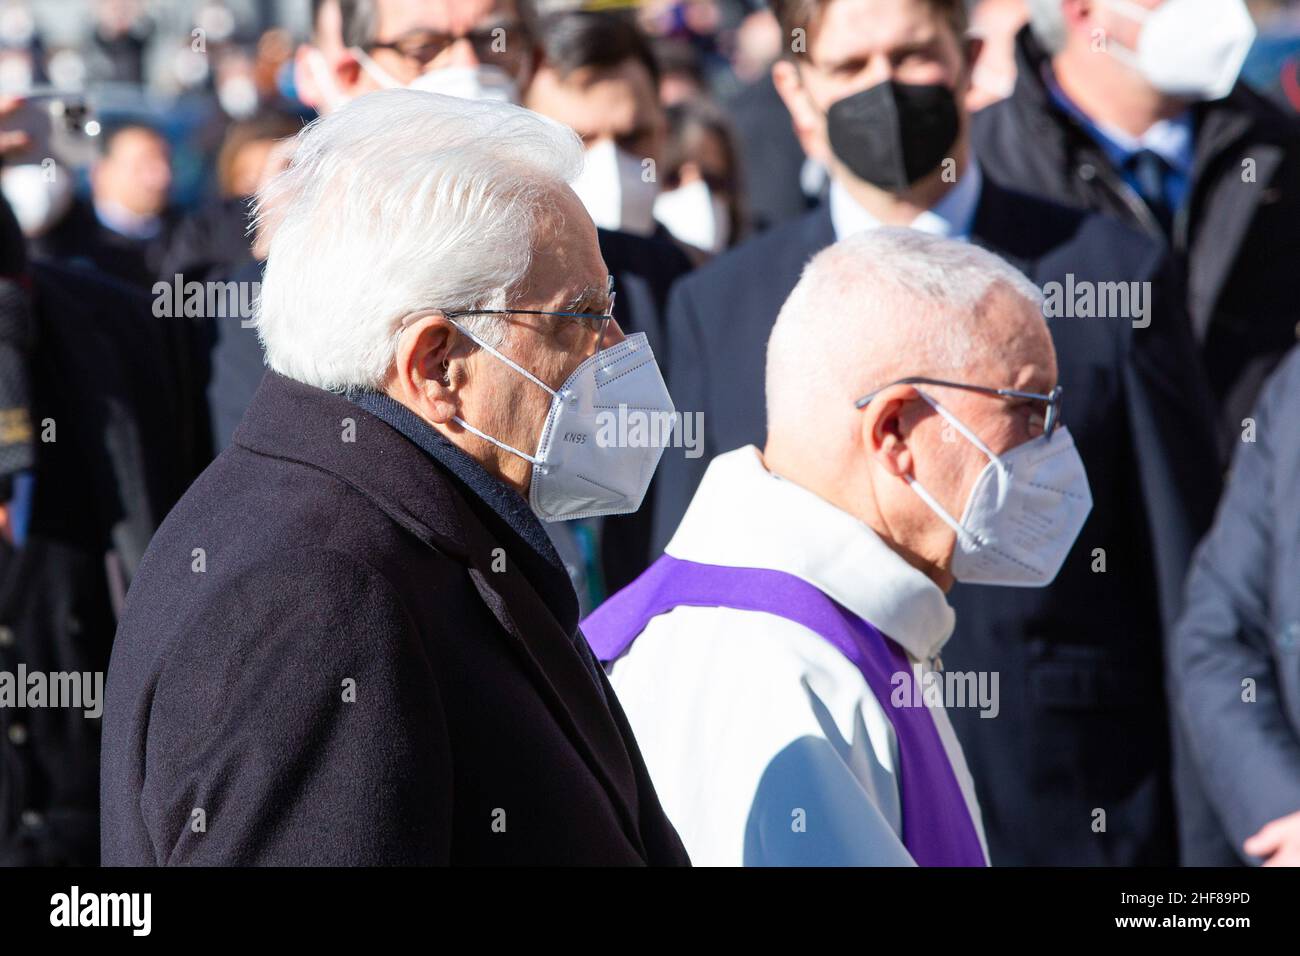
[829,158,983,242]
[664,446,956,662]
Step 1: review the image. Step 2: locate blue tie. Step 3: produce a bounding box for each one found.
[1126,149,1174,234]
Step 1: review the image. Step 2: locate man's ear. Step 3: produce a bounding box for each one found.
[515,41,542,92]
[963,35,985,83]
[1061,0,1094,32]
[772,58,825,162]
[862,386,919,480]
[292,45,325,110]
[393,314,463,425]
[294,44,362,110]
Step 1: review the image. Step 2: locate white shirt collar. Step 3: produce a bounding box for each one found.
[93,198,161,240]
[829,158,983,242]
[665,446,956,662]
[1091,114,1194,175]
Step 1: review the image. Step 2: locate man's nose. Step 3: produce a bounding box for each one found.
[602,318,627,350]
[440,37,482,69]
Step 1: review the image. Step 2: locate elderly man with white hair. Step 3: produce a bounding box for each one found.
[584,228,1093,866]
[99,89,688,866]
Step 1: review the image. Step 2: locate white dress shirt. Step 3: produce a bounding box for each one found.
[829,158,984,241]
[606,447,989,866]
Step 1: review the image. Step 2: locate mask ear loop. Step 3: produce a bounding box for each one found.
[444,318,557,468]
[916,389,1003,465]
[349,46,402,89]
[902,389,998,549]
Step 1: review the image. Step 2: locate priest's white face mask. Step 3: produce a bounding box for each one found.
[856,377,1092,587]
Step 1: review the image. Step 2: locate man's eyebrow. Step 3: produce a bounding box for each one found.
[565,284,610,313]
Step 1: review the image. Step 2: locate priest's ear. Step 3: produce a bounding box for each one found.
[859,383,922,480]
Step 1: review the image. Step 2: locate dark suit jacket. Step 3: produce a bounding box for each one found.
[654,180,1222,865]
[101,371,689,865]
[973,26,1300,456]
[1172,346,1300,862]
[33,198,178,291]
[725,73,815,233]
[2,262,198,866]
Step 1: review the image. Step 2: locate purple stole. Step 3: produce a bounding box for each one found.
[582,555,987,867]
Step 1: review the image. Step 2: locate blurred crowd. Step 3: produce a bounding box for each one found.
[2,0,1300,866]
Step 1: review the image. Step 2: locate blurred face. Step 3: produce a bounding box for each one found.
[773,0,973,170]
[861,290,1058,588]
[93,129,171,217]
[525,58,664,163]
[224,137,279,198]
[389,186,626,495]
[297,0,534,111]
[367,0,533,85]
[966,0,1026,109]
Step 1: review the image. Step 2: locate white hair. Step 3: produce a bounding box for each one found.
[1024,0,1069,54]
[765,227,1044,432]
[253,89,584,391]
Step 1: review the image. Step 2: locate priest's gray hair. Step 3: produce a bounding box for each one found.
[1024,0,1069,54]
[253,88,584,391]
[765,227,1044,432]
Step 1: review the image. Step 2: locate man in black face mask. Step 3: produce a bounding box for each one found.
[653,0,1225,866]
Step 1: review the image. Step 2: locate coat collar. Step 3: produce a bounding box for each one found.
[664,446,956,663]
[233,372,648,854]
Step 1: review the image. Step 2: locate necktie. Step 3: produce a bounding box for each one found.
[1126,149,1174,234]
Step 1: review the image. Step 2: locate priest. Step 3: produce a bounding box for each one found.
[584,228,1092,865]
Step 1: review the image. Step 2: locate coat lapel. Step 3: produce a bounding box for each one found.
[1185,104,1281,334]
[453,496,647,857]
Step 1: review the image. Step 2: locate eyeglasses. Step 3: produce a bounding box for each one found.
[439,277,616,352]
[854,375,1065,439]
[367,22,527,69]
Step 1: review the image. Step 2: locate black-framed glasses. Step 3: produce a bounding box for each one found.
[439,276,616,352]
[854,375,1065,438]
[368,21,527,68]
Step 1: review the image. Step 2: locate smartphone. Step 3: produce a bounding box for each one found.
[0,91,102,169]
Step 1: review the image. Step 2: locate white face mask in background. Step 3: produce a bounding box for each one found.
[904,390,1093,588]
[405,63,518,103]
[352,46,520,104]
[217,74,260,118]
[448,324,676,522]
[570,138,658,236]
[1103,0,1256,101]
[653,177,730,254]
[1,162,74,237]
[309,46,521,108]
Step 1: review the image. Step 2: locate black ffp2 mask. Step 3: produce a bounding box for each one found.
[826,80,960,191]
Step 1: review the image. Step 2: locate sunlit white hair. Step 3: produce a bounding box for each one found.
[253,88,584,391]
[1024,0,1069,54]
[765,227,1044,432]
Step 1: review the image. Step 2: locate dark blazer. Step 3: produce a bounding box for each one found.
[33,198,178,291]
[654,179,1222,865]
[725,73,815,233]
[101,371,689,865]
[973,26,1300,455]
[1172,346,1300,862]
[2,262,196,865]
